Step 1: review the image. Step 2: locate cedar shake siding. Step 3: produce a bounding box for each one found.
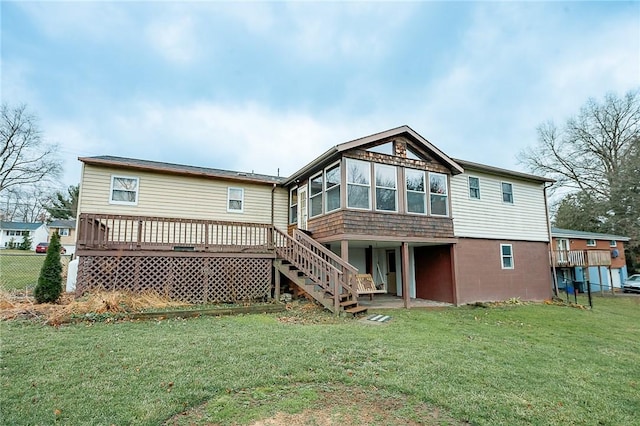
[454,238,552,304]
[307,210,454,242]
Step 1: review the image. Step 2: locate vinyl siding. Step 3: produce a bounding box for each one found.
[450,171,549,242]
[80,165,288,229]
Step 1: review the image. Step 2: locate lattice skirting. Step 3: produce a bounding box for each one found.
[77,255,272,303]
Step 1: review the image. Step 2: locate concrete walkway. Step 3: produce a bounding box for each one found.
[358,294,453,309]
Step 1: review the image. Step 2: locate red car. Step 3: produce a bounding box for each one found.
[35,242,67,254]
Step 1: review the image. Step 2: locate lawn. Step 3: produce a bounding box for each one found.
[1,296,639,425]
[0,250,69,291]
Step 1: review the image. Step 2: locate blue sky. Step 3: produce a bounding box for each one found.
[2,1,639,188]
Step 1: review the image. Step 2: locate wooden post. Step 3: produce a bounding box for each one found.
[274,262,280,302]
[598,266,604,296]
[608,266,615,295]
[402,242,410,309]
[340,240,349,263]
[333,269,340,316]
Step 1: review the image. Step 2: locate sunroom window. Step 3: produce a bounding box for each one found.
[406,169,426,214]
[310,173,323,217]
[346,159,370,209]
[429,173,448,216]
[375,164,397,212]
[289,187,298,224]
[325,163,341,212]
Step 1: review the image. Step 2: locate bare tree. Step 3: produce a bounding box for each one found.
[519,89,640,198]
[0,184,53,222]
[0,104,61,192]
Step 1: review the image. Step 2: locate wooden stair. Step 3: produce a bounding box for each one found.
[274,259,367,315]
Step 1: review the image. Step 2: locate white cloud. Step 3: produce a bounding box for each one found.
[145,15,198,65]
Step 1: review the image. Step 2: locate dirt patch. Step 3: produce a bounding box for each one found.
[166,383,467,426]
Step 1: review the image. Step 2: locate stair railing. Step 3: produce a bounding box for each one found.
[273,228,356,310]
[293,229,358,297]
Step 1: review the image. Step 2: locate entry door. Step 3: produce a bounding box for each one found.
[386,250,397,294]
[298,185,308,231]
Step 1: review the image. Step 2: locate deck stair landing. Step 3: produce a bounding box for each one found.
[272,228,365,315]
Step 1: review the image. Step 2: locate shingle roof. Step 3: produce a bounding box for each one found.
[551,227,630,242]
[49,219,76,229]
[453,159,554,183]
[0,221,47,231]
[79,156,286,185]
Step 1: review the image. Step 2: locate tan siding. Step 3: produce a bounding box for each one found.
[450,171,549,242]
[80,165,288,228]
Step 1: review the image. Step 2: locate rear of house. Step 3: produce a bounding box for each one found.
[73,126,555,310]
[551,228,630,293]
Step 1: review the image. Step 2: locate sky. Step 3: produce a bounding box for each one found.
[2,1,639,189]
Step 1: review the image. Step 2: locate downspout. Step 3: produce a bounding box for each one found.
[544,182,559,297]
[271,183,276,227]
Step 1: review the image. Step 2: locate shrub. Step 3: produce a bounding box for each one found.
[19,234,33,251]
[34,233,63,304]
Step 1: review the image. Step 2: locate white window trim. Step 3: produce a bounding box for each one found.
[468,176,481,200]
[405,168,426,215]
[324,161,341,213]
[501,244,514,269]
[309,172,324,218]
[374,163,398,212]
[429,172,449,217]
[346,158,371,210]
[289,186,298,224]
[58,228,70,237]
[501,181,514,204]
[227,187,244,213]
[610,240,617,247]
[109,175,139,206]
[586,239,596,247]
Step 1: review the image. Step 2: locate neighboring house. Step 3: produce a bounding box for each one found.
[75,125,554,312]
[551,227,630,293]
[0,221,49,251]
[48,219,77,255]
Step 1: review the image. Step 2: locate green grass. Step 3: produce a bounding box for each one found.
[0,250,46,290]
[1,296,639,425]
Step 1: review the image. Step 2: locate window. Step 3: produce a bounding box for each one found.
[309,173,323,217]
[289,187,298,224]
[468,176,480,199]
[58,228,70,237]
[586,239,596,247]
[325,163,341,212]
[227,187,244,213]
[406,147,421,160]
[502,182,513,204]
[406,169,426,214]
[346,159,371,209]
[367,142,393,155]
[610,240,617,247]
[110,175,139,205]
[375,164,397,211]
[429,173,448,216]
[501,244,514,269]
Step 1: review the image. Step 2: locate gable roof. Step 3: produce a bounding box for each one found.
[0,221,47,231]
[454,159,554,184]
[49,219,76,229]
[551,227,630,242]
[79,156,286,185]
[285,125,464,185]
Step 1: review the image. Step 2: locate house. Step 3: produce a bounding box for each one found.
[0,221,49,250]
[48,219,77,255]
[551,227,630,293]
[75,125,554,312]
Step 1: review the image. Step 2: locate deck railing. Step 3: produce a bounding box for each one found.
[551,250,612,267]
[77,213,273,253]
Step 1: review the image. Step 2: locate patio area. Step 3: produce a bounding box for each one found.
[357,294,453,309]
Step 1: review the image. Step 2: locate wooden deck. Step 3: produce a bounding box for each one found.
[551,250,612,267]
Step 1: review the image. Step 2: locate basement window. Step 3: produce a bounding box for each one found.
[501,244,514,269]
